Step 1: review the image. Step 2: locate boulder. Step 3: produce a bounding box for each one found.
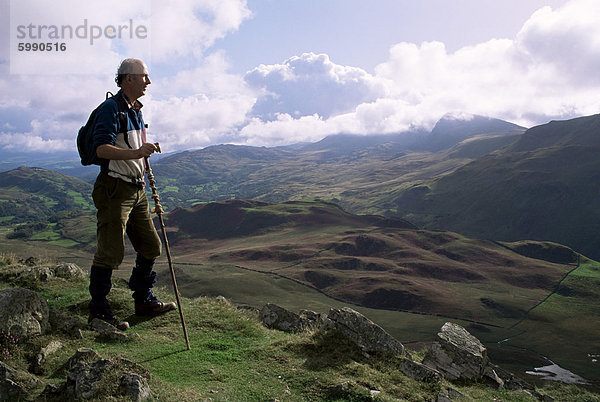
[66,357,117,399]
[18,266,54,282]
[0,361,45,400]
[55,263,85,279]
[120,373,152,402]
[0,288,49,339]
[259,303,309,333]
[398,358,441,382]
[422,322,488,381]
[89,318,130,342]
[327,307,404,356]
[63,348,152,400]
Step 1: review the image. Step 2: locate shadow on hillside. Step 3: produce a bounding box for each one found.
[285,330,372,370]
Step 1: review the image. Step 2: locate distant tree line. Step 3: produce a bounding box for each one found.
[6,222,48,239]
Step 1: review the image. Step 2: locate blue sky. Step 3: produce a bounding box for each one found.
[217,0,569,73]
[1,0,598,155]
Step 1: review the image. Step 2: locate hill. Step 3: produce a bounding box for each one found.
[392,114,600,260]
[156,199,600,383]
[0,166,95,248]
[149,114,524,214]
[0,254,598,400]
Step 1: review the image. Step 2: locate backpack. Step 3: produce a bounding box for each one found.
[77,91,128,166]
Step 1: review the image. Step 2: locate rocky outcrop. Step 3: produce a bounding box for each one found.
[61,348,152,401]
[398,358,441,382]
[0,288,49,339]
[88,318,133,342]
[17,262,85,282]
[260,304,405,356]
[327,307,405,356]
[0,361,46,400]
[54,263,85,280]
[259,303,329,333]
[422,322,488,380]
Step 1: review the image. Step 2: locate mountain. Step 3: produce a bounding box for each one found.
[393,114,600,260]
[423,113,525,151]
[150,114,524,213]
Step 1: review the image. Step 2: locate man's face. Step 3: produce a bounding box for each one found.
[125,61,151,100]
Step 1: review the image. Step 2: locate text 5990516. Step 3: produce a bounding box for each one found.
[17,42,66,51]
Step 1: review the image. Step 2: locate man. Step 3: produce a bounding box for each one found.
[88,58,175,331]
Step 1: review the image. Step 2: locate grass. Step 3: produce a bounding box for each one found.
[2,255,598,400]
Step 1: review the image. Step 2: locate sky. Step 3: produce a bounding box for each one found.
[0,0,599,155]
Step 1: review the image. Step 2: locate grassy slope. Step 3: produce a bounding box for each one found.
[2,199,599,388]
[156,200,600,384]
[0,254,597,401]
[150,133,517,216]
[393,115,600,261]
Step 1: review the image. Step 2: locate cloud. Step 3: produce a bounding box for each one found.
[516,0,600,86]
[0,0,253,153]
[245,52,387,120]
[239,0,600,144]
[149,0,252,63]
[2,0,600,154]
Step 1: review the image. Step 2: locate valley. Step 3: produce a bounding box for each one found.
[1,113,599,387]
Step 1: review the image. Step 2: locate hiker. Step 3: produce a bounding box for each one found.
[88,58,175,330]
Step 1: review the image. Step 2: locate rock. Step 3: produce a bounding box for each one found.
[63,349,152,400]
[54,263,85,279]
[0,288,49,339]
[299,309,331,330]
[68,348,102,368]
[19,266,54,282]
[0,361,45,400]
[483,366,505,390]
[259,303,308,333]
[49,309,84,339]
[0,361,28,400]
[20,256,41,266]
[398,358,440,382]
[327,307,404,356]
[120,373,152,401]
[65,358,116,399]
[31,340,64,374]
[89,318,130,342]
[422,322,488,381]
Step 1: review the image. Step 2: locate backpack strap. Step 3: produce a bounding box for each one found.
[110,91,129,136]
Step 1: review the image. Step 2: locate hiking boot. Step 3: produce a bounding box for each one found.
[88,313,130,331]
[135,300,177,316]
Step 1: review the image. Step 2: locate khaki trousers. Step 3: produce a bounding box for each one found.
[92,173,161,270]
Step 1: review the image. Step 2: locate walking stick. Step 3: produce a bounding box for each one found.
[145,146,191,350]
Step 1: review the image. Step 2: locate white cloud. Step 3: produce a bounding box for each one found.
[149,0,251,63]
[239,0,600,144]
[245,52,387,119]
[2,0,600,153]
[0,0,253,153]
